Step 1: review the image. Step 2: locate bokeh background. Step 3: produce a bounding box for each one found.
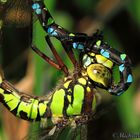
[0,0,140,140]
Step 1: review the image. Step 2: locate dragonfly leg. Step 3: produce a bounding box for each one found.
[31,45,62,71]
[62,42,78,67]
[45,36,69,75]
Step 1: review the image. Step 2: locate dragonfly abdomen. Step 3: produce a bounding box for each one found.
[0,79,49,121]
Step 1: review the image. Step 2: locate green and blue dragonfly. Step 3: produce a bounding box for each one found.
[0,0,133,139]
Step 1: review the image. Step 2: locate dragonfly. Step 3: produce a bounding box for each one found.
[0,0,133,139]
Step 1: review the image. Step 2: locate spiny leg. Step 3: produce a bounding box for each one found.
[31,45,63,71]
[62,42,78,67]
[46,35,78,69]
[45,36,69,75]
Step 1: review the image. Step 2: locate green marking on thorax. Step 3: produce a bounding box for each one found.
[66,84,84,116]
[50,89,65,116]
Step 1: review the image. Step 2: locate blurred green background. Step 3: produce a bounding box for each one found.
[0,0,140,140]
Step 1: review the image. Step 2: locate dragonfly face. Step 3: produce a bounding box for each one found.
[81,37,113,89]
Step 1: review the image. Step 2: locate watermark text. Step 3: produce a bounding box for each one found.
[112,132,140,139]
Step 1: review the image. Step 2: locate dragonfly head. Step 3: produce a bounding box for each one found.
[81,31,112,89]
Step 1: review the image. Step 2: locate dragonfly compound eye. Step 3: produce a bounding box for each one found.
[87,64,112,88]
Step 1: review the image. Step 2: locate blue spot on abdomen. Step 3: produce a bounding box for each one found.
[47,27,58,36]
[127,74,133,83]
[72,43,84,50]
[119,64,125,72]
[32,3,41,14]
